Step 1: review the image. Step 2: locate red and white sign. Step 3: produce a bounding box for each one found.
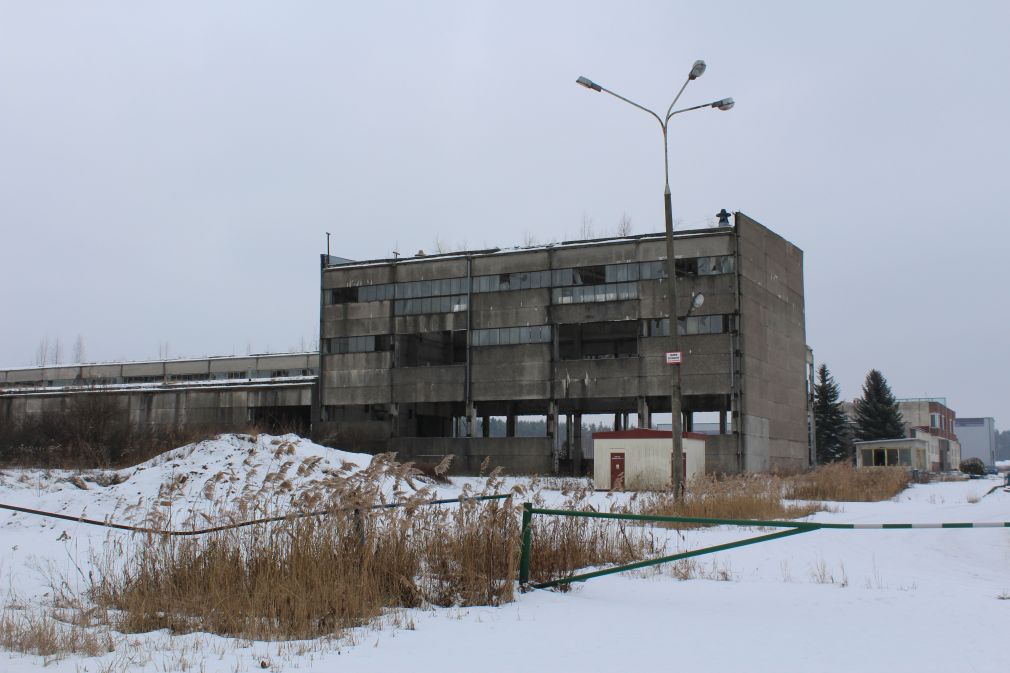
[665,351,683,365]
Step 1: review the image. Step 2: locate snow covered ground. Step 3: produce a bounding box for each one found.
[0,434,1007,672]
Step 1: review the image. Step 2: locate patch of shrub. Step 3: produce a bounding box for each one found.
[959,457,985,477]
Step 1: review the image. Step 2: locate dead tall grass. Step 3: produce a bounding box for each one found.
[88,456,653,639]
[0,605,112,660]
[785,463,910,502]
[525,478,659,588]
[635,474,821,525]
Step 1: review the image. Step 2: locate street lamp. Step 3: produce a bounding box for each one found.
[576,62,733,496]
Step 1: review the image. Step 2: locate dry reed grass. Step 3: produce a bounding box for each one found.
[524,477,659,588]
[635,473,821,525]
[0,604,113,660]
[785,463,910,502]
[88,456,654,639]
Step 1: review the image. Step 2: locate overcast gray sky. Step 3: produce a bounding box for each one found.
[1,1,1007,425]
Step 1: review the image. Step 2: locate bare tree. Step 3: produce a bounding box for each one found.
[73,334,86,363]
[579,212,595,239]
[49,337,62,365]
[432,237,468,254]
[522,231,540,247]
[35,336,50,367]
[616,212,633,237]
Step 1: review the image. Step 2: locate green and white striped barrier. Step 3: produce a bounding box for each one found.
[518,504,1010,589]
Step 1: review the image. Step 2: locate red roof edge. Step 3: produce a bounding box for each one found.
[592,429,708,441]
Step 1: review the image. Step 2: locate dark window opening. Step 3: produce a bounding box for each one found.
[169,373,206,382]
[559,321,638,360]
[573,265,606,285]
[397,330,466,367]
[329,287,357,304]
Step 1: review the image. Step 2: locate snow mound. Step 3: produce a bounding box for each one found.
[1,434,432,531]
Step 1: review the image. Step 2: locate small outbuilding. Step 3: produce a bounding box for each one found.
[592,429,707,490]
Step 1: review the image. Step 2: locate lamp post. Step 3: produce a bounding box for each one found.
[576,62,733,496]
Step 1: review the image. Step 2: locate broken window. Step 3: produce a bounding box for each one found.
[559,321,638,360]
[397,331,466,367]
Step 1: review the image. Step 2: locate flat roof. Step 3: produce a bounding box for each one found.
[324,227,733,271]
[853,437,928,446]
[0,351,319,375]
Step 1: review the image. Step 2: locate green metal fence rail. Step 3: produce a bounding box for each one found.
[0,493,511,537]
[518,504,1010,590]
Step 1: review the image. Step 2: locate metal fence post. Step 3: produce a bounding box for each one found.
[519,502,533,585]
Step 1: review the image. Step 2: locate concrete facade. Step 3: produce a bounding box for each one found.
[0,353,318,436]
[316,212,809,474]
[954,417,997,467]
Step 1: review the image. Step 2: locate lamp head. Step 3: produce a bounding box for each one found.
[712,97,735,111]
[576,76,602,92]
[689,60,707,80]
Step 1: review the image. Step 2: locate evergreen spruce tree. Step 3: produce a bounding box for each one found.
[813,364,849,463]
[854,369,905,440]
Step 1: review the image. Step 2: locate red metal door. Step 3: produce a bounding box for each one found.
[610,452,626,489]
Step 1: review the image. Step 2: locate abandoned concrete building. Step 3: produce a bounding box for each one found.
[0,353,318,435]
[1,211,810,475]
[317,211,809,474]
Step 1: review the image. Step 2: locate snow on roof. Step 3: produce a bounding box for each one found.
[323,226,731,271]
[0,351,320,375]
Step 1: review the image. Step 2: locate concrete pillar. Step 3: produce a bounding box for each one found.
[547,400,557,440]
[614,413,622,431]
[565,413,574,458]
[637,397,650,429]
[573,413,584,476]
[506,407,516,438]
[719,409,728,435]
[684,411,693,433]
[481,415,490,438]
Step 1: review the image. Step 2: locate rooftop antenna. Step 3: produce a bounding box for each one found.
[325,232,331,262]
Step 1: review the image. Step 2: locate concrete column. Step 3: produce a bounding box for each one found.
[565,413,573,458]
[481,415,490,438]
[466,402,477,437]
[573,413,584,476]
[719,409,728,435]
[614,413,622,431]
[547,400,557,440]
[684,411,693,433]
[506,407,516,438]
[637,397,650,429]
